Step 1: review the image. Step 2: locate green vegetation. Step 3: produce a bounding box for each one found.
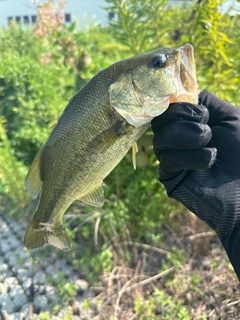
[0,0,239,318]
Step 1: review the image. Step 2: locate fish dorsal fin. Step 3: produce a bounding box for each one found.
[80,184,105,207]
[24,148,43,198]
[132,142,138,170]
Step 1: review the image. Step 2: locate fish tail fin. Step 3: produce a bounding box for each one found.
[24,222,70,250]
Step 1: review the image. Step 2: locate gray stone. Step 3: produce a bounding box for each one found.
[34,294,48,312]
[1,270,12,280]
[8,255,18,267]
[9,285,28,309]
[45,264,56,275]
[1,240,13,253]
[75,279,89,294]
[0,263,8,272]
[0,282,8,294]
[21,277,32,293]
[11,223,23,233]
[7,313,21,320]
[46,286,56,300]
[9,284,23,299]
[24,261,34,274]
[1,223,10,236]
[20,303,30,319]
[8,236,20,247]
[0,293,9,306]
[0,256,5,265]
[5,276,18,288]
[37,285,46,295]
[5,251,15,261]
[34,270,47,285]
[1,299,17,314]
[51,273,59,285]
[57,259,68,271]
[13,292,28,309]
[17,268,30,283]
[17,250,30,261]
[62,268,72,278]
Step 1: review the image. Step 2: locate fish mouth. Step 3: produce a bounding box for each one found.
[171,44,198,104]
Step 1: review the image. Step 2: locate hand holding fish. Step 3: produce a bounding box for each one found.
[151,90,240,280]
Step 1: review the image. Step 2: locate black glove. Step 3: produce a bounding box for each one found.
[151,89,240,280]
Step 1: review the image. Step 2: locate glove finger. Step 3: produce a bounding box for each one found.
[199,90,240,127]
[151,102,209,134]
[159,148,217,180]
[153,122,212,158]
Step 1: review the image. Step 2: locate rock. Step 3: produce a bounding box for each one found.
[24,261,34,274]
[0,293,9,306]
[1,240,13,253]
[34,270,47,285]
[17,250,30,261]
[75,279,89,294]
[6,313,22,320]
[1,270,12,280]
[22,277,33,293]
[8,236,20,248]
[9,284,23,299]
[57,259,68,271]
[0,282,8,294]
[46,286,56,300]
[45,264,56,275]
[11,223,23,233]
[17,268,30,283]
[5,276,18,289]
[9,286,28,309]
[1,299,17,314]
[0,256,5,265]
[1,223,10,237]
[34,295,48,312]
[0,263,8,272]
[20,303,30,319]
[13,292,28,310]
[8,255,18,267]
[51,273,59,285]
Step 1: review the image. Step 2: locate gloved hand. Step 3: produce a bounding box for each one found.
[151,89,240,280]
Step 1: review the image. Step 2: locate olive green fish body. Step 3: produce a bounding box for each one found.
[24,44,198,250]
[24,65,149,249]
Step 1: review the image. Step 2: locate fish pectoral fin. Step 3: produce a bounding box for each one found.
[25,148,43,198]
[132,142,138,170]
[80,184,105,207]
[24,222,70,250]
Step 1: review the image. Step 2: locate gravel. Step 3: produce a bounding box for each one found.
[0,214,91,319]
[1,212,240,319]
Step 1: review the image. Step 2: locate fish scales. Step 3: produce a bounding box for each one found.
[24,44,198,250]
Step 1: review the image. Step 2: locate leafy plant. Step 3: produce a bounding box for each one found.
[134,289,191,319]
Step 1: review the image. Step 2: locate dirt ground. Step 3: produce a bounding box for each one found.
[1,210,240,320]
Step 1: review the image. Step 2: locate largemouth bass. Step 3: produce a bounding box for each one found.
[24,44,198,250]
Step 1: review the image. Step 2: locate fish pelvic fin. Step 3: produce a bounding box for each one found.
[25,148,43,198]
[24,222,70,250]
[132,142,138,170]
[80,183,105,207]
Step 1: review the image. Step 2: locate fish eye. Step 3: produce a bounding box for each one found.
[151,55,167,69]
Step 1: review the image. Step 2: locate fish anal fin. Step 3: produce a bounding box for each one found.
[132,142,138,170]
[80,184,105,207]
[25,148,43,198]
[24,222,70,250]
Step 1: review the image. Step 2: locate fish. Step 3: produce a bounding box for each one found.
[23,44,198,250]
